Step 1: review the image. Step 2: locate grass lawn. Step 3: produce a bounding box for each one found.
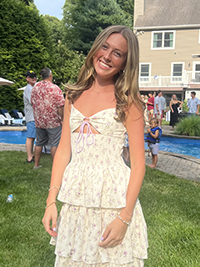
[161,120,169,125]
[0,151,199,267]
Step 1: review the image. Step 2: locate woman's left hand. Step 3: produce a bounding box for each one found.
[98,217,128,248]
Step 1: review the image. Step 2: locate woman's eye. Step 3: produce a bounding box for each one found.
[102,44,108,50]
[114,51,121,57]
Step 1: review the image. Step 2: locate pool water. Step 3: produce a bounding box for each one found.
[145,135,200,159]
[0,131,27,144]
[0,131,200,159]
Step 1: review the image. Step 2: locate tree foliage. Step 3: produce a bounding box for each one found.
[0,0,53,111]
[43,15,85,86]
[53,43,85,86]
[63,0,133,54]
[43,15,65,46]
[117,0,134,17]
[0,0,134,112]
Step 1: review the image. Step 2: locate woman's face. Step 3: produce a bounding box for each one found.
[173,95,176,100]
[93,33,128,81]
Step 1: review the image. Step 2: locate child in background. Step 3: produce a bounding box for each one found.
[146,118,162,168]
[123,132,130,164]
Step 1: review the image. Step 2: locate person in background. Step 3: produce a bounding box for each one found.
[23,70,37,163]
[154,90,165,128]
[187,91,200,116]
[160,92,166,124]
[144,95,148,124]
[141,94,148,124]
[147,92,154,121]
[146,117,162,168]
[31,68,65,170]
[123,132,130,164]
[169,95,183,130]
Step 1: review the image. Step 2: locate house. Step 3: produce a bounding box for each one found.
[134,0,200,105]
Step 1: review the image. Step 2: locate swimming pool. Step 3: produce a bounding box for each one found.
[0,131,27,144]
[0,131,200,159]
[144,136,200,159]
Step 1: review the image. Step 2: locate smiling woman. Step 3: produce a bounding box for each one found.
[42,25,148,267]
[93,33,128,80]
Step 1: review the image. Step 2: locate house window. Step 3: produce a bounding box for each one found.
[171,63,184,82]
[140,63,151,82]
[152,31,175,49]
[193,62,200,82]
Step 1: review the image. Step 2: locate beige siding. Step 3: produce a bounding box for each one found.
[134,0,145,26]
[138,29,200,76]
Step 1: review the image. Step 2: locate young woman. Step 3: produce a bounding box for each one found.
[42,25,148,267]
[170,94,183,130]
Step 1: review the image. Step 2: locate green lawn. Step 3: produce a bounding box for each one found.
[0,151,199,267]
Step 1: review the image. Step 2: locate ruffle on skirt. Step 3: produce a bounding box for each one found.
[50,201,148,266]
[58,162,130,209]
[55,256,144,267]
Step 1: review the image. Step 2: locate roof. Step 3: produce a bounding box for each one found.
[135,0,200,29]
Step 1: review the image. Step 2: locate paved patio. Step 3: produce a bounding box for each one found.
[145,151,200,181]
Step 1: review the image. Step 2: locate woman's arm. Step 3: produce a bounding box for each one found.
[170,101,174,112]
[178,101,183,107]
[121,103,146,218]
[99,103,145,248]
[42,99,72,237]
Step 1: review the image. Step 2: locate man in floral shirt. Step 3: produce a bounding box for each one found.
[31,68,65,169]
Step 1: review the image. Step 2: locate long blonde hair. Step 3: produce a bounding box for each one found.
[66,25,143,122]
[171,94,177,104]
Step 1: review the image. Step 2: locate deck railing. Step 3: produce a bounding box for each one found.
[139,71,200,87]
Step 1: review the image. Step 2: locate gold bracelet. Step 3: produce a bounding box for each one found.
[118,215,131,226]
[45,201,57,210]
[49,186,59,192]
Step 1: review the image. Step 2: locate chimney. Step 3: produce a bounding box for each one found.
[134,0,146,27]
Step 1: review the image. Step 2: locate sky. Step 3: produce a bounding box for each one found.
[34,0,65,20]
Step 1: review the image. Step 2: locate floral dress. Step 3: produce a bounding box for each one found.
[51,105,148,267]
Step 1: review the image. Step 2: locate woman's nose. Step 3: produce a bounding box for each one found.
[104,50,112,61]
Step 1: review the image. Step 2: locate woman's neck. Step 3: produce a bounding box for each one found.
[92,76,115,94]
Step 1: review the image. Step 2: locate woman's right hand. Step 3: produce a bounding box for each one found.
[42,203,58,237]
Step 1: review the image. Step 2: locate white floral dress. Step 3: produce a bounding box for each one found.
[51,105,148,266]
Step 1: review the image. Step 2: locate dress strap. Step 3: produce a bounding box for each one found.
[76,120,94,153]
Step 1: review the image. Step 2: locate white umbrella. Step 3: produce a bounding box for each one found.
[18,86,26,91]
[0,77,14,86]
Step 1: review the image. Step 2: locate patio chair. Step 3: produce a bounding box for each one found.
[0,114,9,125]
[11,109,26,125]
[0,109,14,125]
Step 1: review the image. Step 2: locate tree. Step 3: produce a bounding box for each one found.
[43,15,65,45]
[63,0,132,54]
[0,0,53,111]
[117,0,134,17]
[117,0,134,25]
[43,15,85,86]
[53,43,85,86]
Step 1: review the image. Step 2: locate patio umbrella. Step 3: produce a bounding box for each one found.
[18,86,26,91]
[0,77,14,86]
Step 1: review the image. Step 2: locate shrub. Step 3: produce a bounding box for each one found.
[175,116,200,136]
[182,99,189,112]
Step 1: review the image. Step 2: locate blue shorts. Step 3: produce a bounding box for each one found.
[27,121,36,138]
